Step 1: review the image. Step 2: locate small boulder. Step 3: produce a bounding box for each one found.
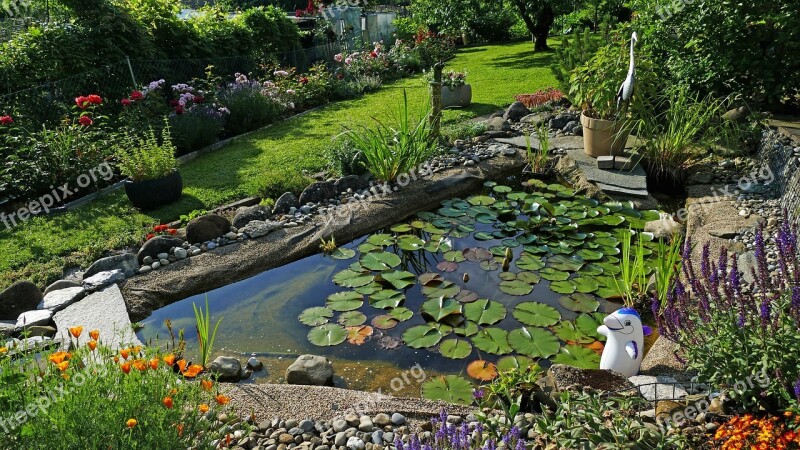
[232,205,272,229]
[15,309,54,330]
[138,236,184,264]
[22,325,57,338]
[186,214,231,244]
[549,113,578,131]
[0,281,44,321]
[722,106,749,124]
[298,181,338,205]
[503,101,531,123]
[484,117,511,131]
[83,270,125,291]
[644,218,684,241]
[246,357,264,371]
[520,113,548,127]
[37,286,85,312]
[737,251,757,285]
[285,354,334,386]
[43,280,81,296]
[334,175,369,194]
[0,320,16,337]
[209,356,243,381]
[544,364,634,393]
[83,253,139,279]
[273,192,300,215]
[240,220,282,239]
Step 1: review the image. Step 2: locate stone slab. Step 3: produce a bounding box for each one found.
[37,286,86,312]
[595,182,649,198]
[53,284,140,350]
[628,375,688,401]
[567,149,648,190]
[495,134,641,151]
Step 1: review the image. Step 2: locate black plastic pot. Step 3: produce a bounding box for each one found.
[124,171,183,210]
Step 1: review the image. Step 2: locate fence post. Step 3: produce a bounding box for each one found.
[125,56,138,90]
[429,61,444,142]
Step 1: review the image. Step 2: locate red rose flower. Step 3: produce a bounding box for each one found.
[75,96,89,109]
[146,233,155,240]
[174,106,184,115]
[121,98,132,107]
[87,94,102,105]
[370,51,378,58]
[78,115,93,126]
[0,115,12,125]
[168,229,177,235]
[193,96,205,104]
[299,77,309,85]
[130,91,144,101]
[169,99,179,107]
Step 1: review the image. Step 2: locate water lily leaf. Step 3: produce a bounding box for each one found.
[388,307,413,321]
[360,252,402,271]
[455,290,479,303]
[359,242,383,253]
[471,328,512,355]
[475,213,497,224]
[463,299,507,325]
[419,273,444,285]
[355,282,382,295]
[525,244,550,254]
[439,339,473,359]
[299,307,333,326]
[371,314,399,330]
[338,311,367,326]
[346,325,374,345]
[576,249,604,261]
[403,325,444,348]
[474,232,495,241]
[453,320,479,337]
[513,302,561,327]
[548,254,585,271]
[517,271,541,284]
[390,223,413,233]
[381,270,416,290]
[422,281,461,298]
[463,247,493,261]
[571,276,599,294]
[308,324,348,346]
[468,195,496,206]
[421,297,463,322]
[595,262,621,275]
[551,344,601,369]
[480,260,500,271]
[499,280,533,296]
[422,375,474,405]
[497,355,535,371]
[550,280,576,294]
[516,254,545,271]
[539,268,570,281]
[493,185,512,194]
[575,313,607,341]
[551,321,594,344]
[367,233,396,247]
[444,250,466,262]
[397,235,426,251]
[378,335,402,350]
[502,238,520,248]
[439,207,466,218]
[467,360,499,381]
[558,293,600,313]
[498,272,517,281]
[370,289,405,309]
[330,247,356,260]
[326,291,365,311]
[581,264,605,276]
[601,215,626,226]
[410,219,427,228]
[333,269,374,288]
[508,327,560,358]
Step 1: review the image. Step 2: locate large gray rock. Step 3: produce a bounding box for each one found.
[37,286,86,312]
[209,356,243,381]
[232,205,272,229]
[0,281,43,320]
[544,364,634,393]
[83,270,125,291]
[737,251,757,285]
[298,181,338,205]
[334,175,369,194]
[83,254,139,279]
[644,218,684,241]
[138,236,184,264]
[240,220,282,239]
[503,101,530,123]
[187,214,231,244]
[15,309,54,330]
[43,280,81,296]
[628,375,688,401]
[286,354,334,386]
[0,320,16,337]
[485,117,511,131]
[53,285,141,350]
[549,113,579,131]
[273,192,299,215]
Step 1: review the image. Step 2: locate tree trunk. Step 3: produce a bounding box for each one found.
[532,4,554,51]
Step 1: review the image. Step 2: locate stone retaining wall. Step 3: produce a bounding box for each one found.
[759,129,800,223]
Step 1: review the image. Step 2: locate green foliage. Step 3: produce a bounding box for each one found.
[653,234,682,311]
[343,90,437,182]
[325,136,368,177]
[475,365,543,438]
[115,123,178,182]
[440,121,488,144]
[393,17,425,42]
[169,109,225,156]
[192,296,223,368]
[526,125,549,172]
[552,29,601,96]
[217,81,285,137]
[614,228,647,307]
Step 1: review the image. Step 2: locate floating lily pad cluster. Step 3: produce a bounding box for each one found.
[298,180,664,401]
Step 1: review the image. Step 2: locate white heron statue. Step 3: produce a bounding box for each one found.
[616,31,638,116]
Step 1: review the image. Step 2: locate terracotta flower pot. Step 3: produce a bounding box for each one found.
[441,84,472,108]
[580,111,631,158]
[124,171,183,210]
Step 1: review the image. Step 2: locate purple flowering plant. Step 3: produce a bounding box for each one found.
[656,219,800,413]
[471,365,543,441]
[394,410,526,450]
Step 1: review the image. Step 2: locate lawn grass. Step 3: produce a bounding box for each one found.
[0,39,559,291]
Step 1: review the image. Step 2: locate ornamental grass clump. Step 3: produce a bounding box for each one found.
[657,220,800,413]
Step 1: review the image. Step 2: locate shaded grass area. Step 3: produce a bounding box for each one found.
[0,40,559,291]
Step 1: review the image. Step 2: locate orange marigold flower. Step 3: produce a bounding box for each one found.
[56,361,69,372]
[48,351,71,364]
[120,349,130,360]
[175,423,184,436]
[133,360,147,372]
[169,388,178,396]
[126,418,137,428]
[177,359,188,372]
[89,329,100,341]
[163,396,174,409]
[69,326,83,338]
[182,364,203,378]
[149,358,159,370]
[120,362,131,374]
[199,404,209,413]
[201,379,213,391]
[215,394,230,405]
[132,346,142,354]
[163,354,176,366]
[87,340,98,351]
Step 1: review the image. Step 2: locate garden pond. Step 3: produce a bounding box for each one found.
[138,179,665,403]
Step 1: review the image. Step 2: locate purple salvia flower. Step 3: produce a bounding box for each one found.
[515,438,525,450]
[472,388,484,401]
[759,298,771,329]
[700,243,711,279]
[794,379,800,400]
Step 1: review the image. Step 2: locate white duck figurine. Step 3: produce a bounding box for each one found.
[597,307,646,377]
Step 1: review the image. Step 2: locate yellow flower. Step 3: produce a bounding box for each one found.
[87,340,98,351]
[199,404,209,413]
[126,418,137,428]
[89,329,100,341]
[201,379,213,391]
[68,326,83,338]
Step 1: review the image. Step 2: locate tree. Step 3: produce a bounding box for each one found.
[509,0,555,51]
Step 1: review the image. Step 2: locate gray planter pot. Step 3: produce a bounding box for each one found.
[442,84,472,108]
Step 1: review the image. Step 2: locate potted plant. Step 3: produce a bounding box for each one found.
[116,122,182,210]
[522,125,552,178]
[440,70,472,108]
[569,45,634,157]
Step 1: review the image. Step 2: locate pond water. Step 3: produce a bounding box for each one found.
[138,180,664,400]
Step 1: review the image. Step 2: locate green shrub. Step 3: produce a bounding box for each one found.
[115,123,178,181]
[393,17,424,42]
[218,78,285,136]
[551,29,601,96]
[440,121,488,144]
[253,170,310,201]
[169,107,225,156]
[325,136,367,177]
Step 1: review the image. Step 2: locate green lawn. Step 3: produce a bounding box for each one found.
[0,39,559,291]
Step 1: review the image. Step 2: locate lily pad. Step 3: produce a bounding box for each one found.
[397,235,426,251]
[361,252,402,271]
[308,324,348,346]
[388,307,414,321]
[355,282,382,295]
[422,375,474,405]
[496,355,535,371]
[330,247,356,260]
[333,269,374,288]
[572,277,600,294]
[403,325,444,348]
[539,268,571,281]
[439,339,473,359]
[369,289,405,309]
[550,280,576,294]
[463,247,493,262]
[419,273,444,286]
[381,270,416,290]
[467,360,499,381]
[551,344,601,369]
[338,311,367,326]
[436,261,458,272]
[367,233,396,246]
[547,255,585,272]
[326,291,365,311]
[422,281,461,298]
[551,321,595,344]
[499,279,533,296]
[371,314,399,330]
[468,195,496,206]
[463,299,507,325]
[474,232,495,241]
[390,223,413,233]
[513,302,561,327]
[516,254,545,271]
[517,271,541,284]
[346,325,374,345]
[453,320,479,337]
[421,297,463,322]
[575,313,607,341]
[508,327,560,358]
[443,251,466,263]
[471,328,512,355]
[299,307,333,326]
[455,290,479,303]
[558,293,600,313]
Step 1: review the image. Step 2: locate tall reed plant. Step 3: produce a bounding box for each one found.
[615,228,648,307]
[653,233,683,311]
[526,125,550,173]
[192,296,222,368]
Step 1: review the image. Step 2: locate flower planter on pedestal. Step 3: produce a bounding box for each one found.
[580,111,630,158]
[441,84,472,109]
[124,171,183,210]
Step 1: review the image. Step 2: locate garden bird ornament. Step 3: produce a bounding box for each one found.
[597,307,647,377]
[616,31,638,116]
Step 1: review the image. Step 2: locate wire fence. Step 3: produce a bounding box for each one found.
[0,42,344,127]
